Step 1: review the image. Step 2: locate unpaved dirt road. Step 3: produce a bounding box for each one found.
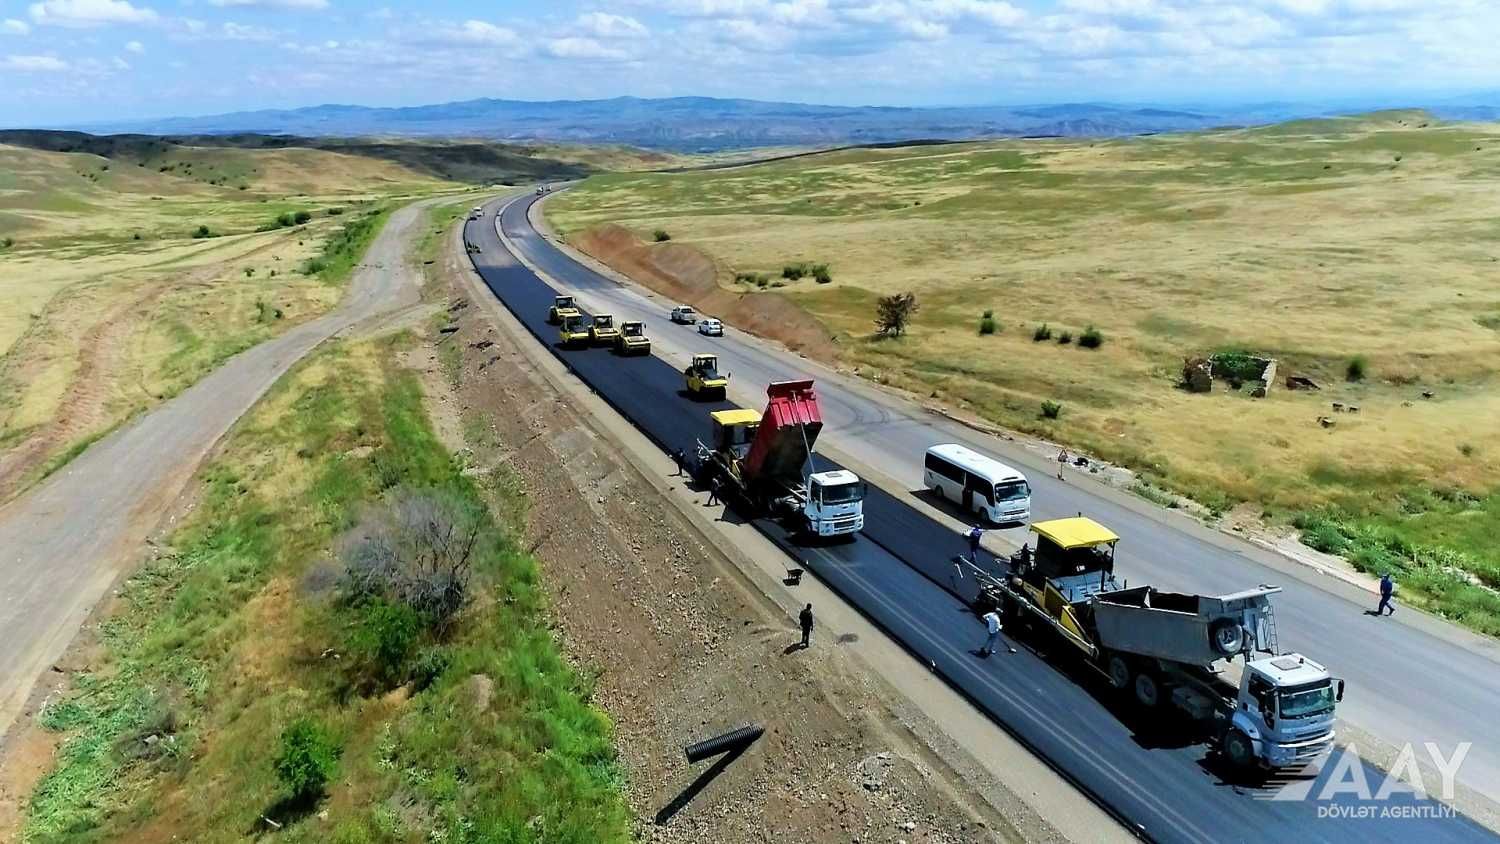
[0,197,445,739]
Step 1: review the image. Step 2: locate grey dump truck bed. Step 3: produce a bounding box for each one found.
[1092,585,1280,668]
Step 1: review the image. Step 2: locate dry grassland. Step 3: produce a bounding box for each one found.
[550,111,1500,631]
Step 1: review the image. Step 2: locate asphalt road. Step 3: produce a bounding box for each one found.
[466,196,1494,843]
[501,192,1500,802]
[0,198,436,738]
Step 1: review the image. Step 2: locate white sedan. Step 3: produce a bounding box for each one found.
[697,318,724,337]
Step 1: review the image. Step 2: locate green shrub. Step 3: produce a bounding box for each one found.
[276,211,296,228]
[652,229,671,242]
[1033,323,1052,342]
[1295,514,1349,554]
[810,263,831,284]
[783,263,807,280]
[755,276,770,288]
[1079,325,1104,349]
[979,315,997,335]
[294,210,313,225]
[349,599,421,684]
[274,718,341,803]
[1346,355,1368,382]
[1,237,12,249]
[244,267,255,278]
[1040,400,1063,419]
[327,207,344,216]
[1058,331,1073,345]
[301,258,328,276]
[192,224,213,239]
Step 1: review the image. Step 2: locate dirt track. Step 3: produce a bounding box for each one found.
[0,197,440,743]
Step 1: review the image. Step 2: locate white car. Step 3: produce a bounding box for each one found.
[698,318,724,337]
[670,306,697,324]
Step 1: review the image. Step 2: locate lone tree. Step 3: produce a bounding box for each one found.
[875,292,919,337]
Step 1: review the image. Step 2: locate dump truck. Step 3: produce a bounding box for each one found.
[684,353,728,399]
[558,313,591,348]
[970,517,1344,770]
[615,320,650,356]
[547,295,580,325]
[693,379,866,538]
[588,314,620,346]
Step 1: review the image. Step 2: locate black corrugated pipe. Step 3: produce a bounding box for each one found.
[683,724,764,763]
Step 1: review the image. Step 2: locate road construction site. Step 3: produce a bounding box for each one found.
[464,192,1497,842]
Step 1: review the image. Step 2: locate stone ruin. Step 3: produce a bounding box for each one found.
[1182,353,1279,397]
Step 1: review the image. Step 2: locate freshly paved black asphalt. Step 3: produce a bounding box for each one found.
[465,197,1492,844]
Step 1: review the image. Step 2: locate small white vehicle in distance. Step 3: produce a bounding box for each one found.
[469,206,482,220]
[670,305,698,324]
[923,443,1031,524]
[698,318,724,337]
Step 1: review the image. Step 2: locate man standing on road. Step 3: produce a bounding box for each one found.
[799,603,814,648]
[671,448,685,477]
[707,477,721,506]
[978,609,1014,656]
[1377,573,1397,616]
[967,524,984,564]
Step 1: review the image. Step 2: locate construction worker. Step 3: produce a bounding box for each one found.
[978,609,1016,657]
[967,524,984,563]
[1376,573,1396,616]
[799,603,814,648]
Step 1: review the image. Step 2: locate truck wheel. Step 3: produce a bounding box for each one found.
[1133,672,1163,709]
[1106,654,1132,691]
[1222,729,1255,768]
[1208,618,1245,656]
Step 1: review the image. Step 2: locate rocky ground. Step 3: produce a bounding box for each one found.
[412,237,1052,843]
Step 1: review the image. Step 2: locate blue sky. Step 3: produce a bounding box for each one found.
[1,0,1498,126]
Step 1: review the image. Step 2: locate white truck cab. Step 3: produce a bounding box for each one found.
[1223,654,1342,768]
[805,469,867,537]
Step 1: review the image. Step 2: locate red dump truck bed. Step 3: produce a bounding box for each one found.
[743,379,823,485]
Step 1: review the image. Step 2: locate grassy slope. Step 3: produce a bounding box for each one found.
[24,333,630,843]
[0,142,462,499]
[549,112,1500,635]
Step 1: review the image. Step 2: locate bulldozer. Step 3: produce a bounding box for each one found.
[615,320,651,356]
[588,313,620,346]
[547,295,580,325]
[558,313,591,348]
[684,353,728,399]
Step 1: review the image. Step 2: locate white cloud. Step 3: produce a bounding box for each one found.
[125,38,142,52]
[112,55,129,69]
[422,20,523,49]
[545,36,631,61]
[222,22,274,41]
[3,19,31,35]
[28,0,158,28]
[209,0,329,9]
[577,12,650,39]
[1,53,69,71]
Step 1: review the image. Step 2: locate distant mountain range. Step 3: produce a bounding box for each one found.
[56,95,1499,151]
[50,95,1416,152]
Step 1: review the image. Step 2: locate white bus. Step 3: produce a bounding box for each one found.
[923,443,1032,524]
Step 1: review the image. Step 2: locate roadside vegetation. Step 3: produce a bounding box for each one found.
[23,336,631,842]
[548,110,1500,634]
[0,139,457,502]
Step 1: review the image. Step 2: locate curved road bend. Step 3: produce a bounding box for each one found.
[0,197,447,738]
[497,193,1500,801]
[466,196,1494,842]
